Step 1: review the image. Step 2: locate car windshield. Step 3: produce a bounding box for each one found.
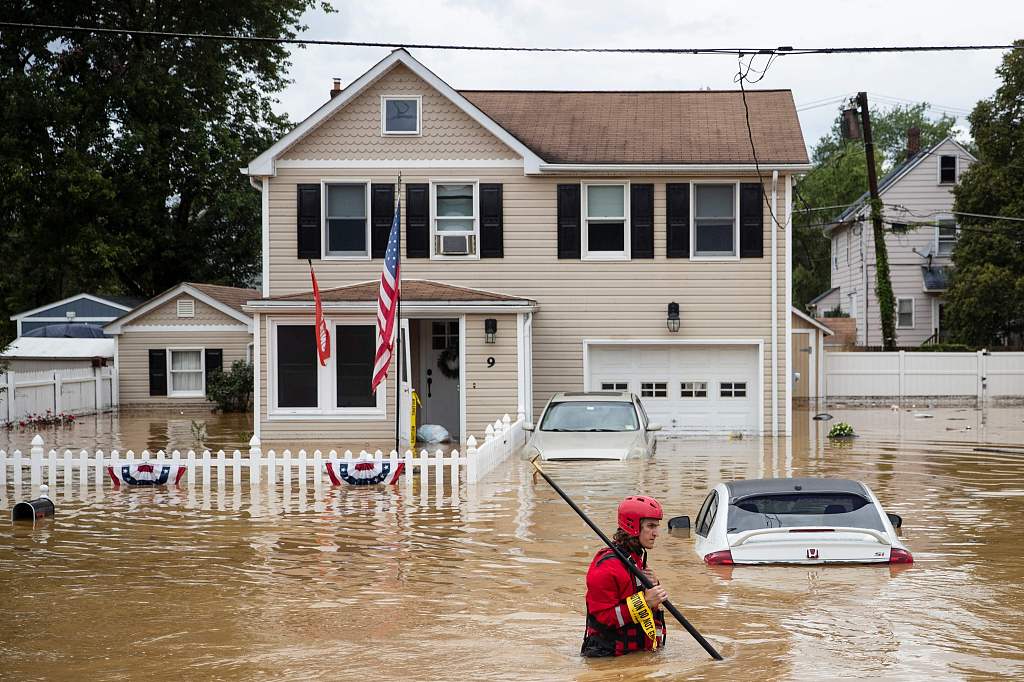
[726,492,885,533]
[539,401,639,432]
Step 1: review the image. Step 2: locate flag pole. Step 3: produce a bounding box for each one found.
[395,172,402,455]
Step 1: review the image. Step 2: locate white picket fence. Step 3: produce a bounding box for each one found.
[824,351,1024,401]
[0,412,526,504]
[1,367,116,423]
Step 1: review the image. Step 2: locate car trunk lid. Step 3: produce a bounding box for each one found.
[728,527,892,564]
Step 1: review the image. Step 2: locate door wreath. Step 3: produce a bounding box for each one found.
[437,346,459,379]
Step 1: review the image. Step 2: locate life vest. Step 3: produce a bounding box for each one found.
[581,546,667,657]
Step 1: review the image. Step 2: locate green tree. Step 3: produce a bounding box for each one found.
[793,103,960,312]
[0,1,329,343]
[948,41,1024,346]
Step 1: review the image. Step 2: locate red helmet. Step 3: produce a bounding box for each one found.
[617,496,663,537]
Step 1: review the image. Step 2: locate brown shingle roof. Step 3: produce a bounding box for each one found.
[188,283,260,314]
[459,89,808,165]
[266,279,533,303]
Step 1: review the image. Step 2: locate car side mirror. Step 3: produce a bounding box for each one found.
[646,423,663,432]
[886,512,903,529]
[523,422,535,432]
[667,515,690,538]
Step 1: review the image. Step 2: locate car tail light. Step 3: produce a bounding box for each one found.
[889,548,914,564]
[704,550,734,565]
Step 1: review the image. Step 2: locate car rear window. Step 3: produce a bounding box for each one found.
[539,401,639,432]
[727,492,885,533]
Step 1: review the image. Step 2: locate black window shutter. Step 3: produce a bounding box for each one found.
[630,184,654,258]
[557,184,581,259]
[406,183,430,258]
[479,183,504,258]
[740,182,764,258]
[370,183,396,258]
[666,183,690,258]
[148,349,167,396]
[296,184,321,259]
[204,349,223,394]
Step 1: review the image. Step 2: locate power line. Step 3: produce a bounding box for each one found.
[0,21,1022,56]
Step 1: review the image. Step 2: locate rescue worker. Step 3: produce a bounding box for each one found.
[581,495,668,657]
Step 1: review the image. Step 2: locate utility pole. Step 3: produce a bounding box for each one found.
[857,92,897,350]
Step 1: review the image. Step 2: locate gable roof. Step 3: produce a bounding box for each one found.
[461,90,808,165]
[791,307,834,335]
[260,279,532,304]
[246,49,810,176]
[829,136,978,232]
[11,293,138,321]
[104,282,257,334]
[247,49,543,176]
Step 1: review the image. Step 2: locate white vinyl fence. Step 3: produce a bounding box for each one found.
[1,412,527,505]
[0,367,116,423]
[824,351,1024,401]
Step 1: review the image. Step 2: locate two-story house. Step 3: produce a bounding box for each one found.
[810,134,977,346]
[241,49,811,445]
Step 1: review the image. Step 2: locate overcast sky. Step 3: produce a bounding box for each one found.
[274,0,1022,152]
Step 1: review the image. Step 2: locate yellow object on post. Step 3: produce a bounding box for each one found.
[410,389,422,445]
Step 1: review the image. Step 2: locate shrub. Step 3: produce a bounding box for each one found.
[828,422,855,438]
[206,360,253,412]
[822,305,850,318]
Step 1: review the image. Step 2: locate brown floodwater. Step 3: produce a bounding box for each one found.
[2,407,1024,680]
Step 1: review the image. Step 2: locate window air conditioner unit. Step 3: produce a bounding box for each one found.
[437,234,474,256]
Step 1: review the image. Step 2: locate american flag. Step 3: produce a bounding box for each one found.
[371,195,401,392]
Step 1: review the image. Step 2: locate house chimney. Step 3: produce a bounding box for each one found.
[330,78,343,99]
[907,127,921,157]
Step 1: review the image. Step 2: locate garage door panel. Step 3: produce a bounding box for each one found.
[589,344,759,434]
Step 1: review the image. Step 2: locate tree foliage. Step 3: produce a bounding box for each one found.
[949,41,1024,346]
[793,103,960,312]
[0,1,328,345]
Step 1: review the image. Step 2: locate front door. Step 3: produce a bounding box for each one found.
[419,319,460,440]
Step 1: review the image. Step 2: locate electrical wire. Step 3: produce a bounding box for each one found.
[0,21,1022,55]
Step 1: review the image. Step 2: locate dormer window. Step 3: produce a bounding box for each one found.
[939,155,957,184]
[381,96,420,135]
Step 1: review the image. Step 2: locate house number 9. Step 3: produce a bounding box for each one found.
[487,357,496,367]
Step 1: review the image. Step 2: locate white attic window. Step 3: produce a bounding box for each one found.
[177,299,195,318]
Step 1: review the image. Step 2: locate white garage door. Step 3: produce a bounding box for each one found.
[588,344,760,434]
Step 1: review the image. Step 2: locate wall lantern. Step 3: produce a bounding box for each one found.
[666,302,680,333]
[484,318,498,344]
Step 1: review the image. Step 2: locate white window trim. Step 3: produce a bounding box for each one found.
[429,179,480,260]
[600,381,629,392]
[935,218,958,257]
[246,342,254,365]
[380,95,421,136]
[937,154,958,185]
[640,381,669,399]
[267,316,386,420]
[680,381,709,399]
[719,381,749,398]
[321,179,372,260]
[897,298,915,329]
[581,181,631,261]
[690,181,741,261]
[166,347,205,398]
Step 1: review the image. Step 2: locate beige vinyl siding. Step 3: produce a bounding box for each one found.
[464,313,518,437]
[118,330,251,405]
[281,64,519,161]
[131,294,241,327]
[265,168,790,434]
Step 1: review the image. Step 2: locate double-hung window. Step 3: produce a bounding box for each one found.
[168,349,204,397]
[582,183,629,260]
[938,155,957,184]
[693,183,738,258]
[432,182,478,258]
[897,298,915,328]
[381,96,420,135]
[272,319,384,416]
[937,219,958,256]
[324,182,370,258]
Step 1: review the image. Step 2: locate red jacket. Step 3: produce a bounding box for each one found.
[581,546,667,657]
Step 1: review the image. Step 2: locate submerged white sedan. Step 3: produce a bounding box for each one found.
[678,478,913,565]
[523,391,661,461]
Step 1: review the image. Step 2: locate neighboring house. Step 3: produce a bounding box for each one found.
[10,293,142,337]
[104,283,257,406]
[0,337,114,372]
[814,135,976,346]
[241,49,811,443]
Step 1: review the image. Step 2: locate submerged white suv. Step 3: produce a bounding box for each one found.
[523,391,661,461]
